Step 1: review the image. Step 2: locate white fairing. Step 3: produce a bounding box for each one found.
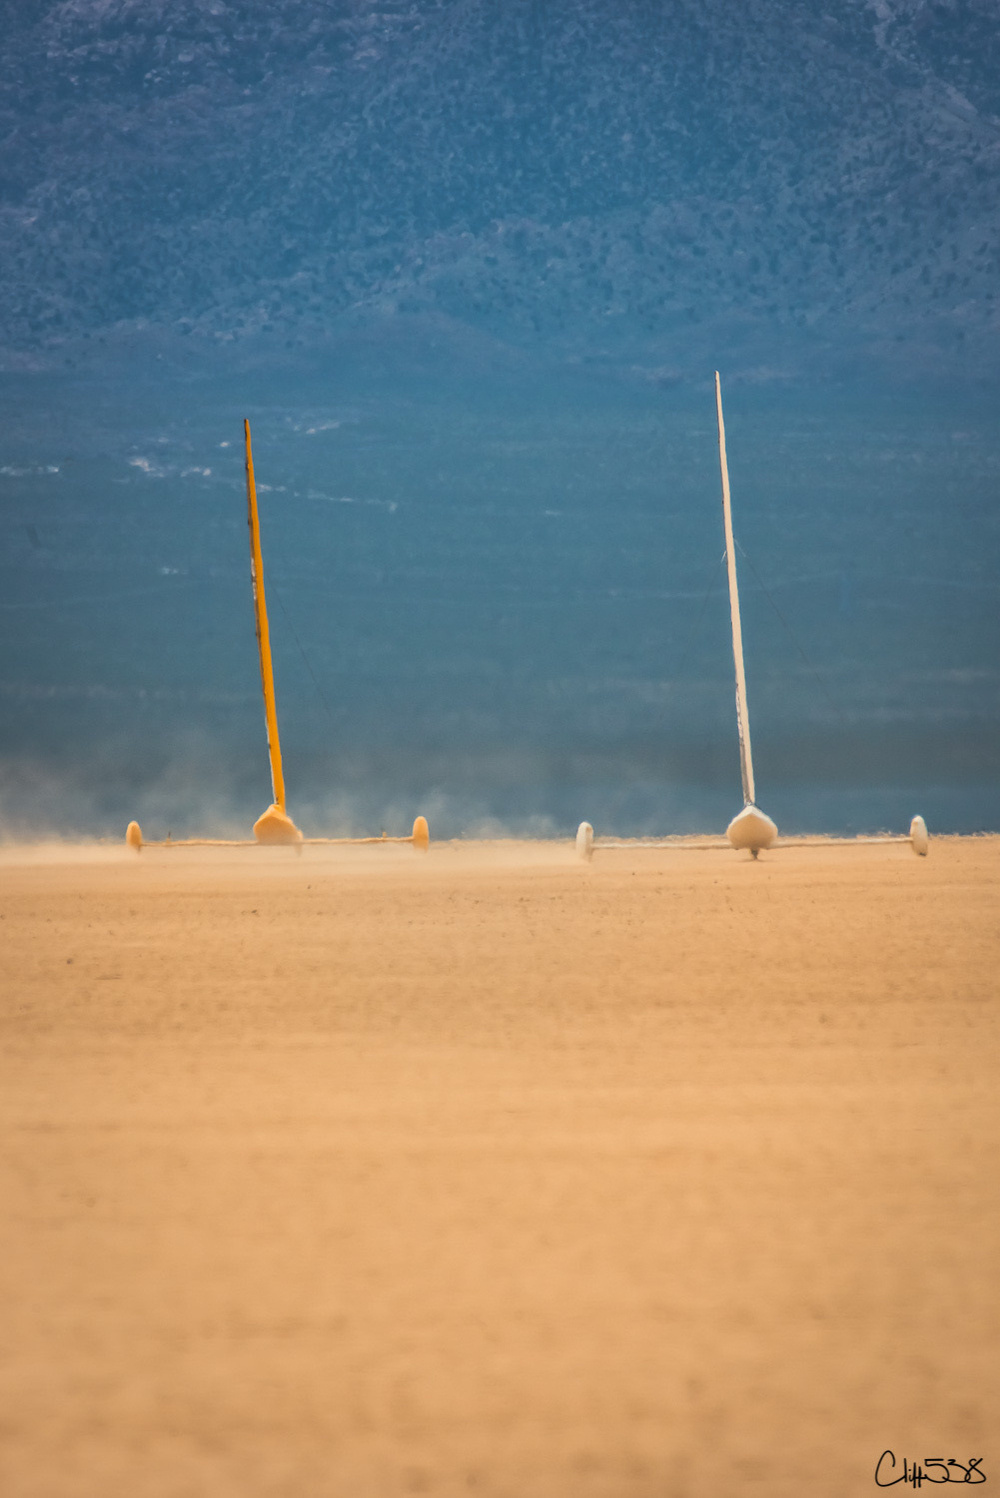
[726,803,778,852]
[909,815,929,856]
[576,821,595,861]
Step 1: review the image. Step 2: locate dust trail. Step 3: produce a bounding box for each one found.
[0,842,138,867]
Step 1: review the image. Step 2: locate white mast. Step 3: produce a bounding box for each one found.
[715,372,755,805]
[714,372,777,853]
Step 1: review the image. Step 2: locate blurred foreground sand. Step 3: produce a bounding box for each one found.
[1,836,998,1497]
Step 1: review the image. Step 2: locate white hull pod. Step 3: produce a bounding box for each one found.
[576,821,595,861]
[910,815,929,856]
[726,803,778,854]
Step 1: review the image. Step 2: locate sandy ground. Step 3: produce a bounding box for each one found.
[0,834,997,1498]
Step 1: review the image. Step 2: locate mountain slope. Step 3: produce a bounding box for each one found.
[0,0,997,376]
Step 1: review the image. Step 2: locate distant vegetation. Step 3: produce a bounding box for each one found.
[0,0,997,379]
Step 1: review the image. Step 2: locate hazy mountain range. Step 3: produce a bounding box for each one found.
[1,0,998,381]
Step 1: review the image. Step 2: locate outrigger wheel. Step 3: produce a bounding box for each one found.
[253,803,303,844]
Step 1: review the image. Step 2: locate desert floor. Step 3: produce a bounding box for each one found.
[0,835,997,1497]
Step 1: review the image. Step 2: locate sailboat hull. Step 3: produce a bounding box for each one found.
[726,804,778,852]
[253,803,303,844]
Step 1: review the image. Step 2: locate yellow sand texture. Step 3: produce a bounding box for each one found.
[0,836,997,1497]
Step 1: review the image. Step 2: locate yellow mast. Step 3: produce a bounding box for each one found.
[123,421,430,852]
[244,419,301,843]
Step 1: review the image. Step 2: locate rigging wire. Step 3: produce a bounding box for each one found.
[733,537,842,720]
[677,551,727,684]
[649,551,726,731]
[272,583,339,726]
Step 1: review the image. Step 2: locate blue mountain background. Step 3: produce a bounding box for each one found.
[1,0,998,838]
